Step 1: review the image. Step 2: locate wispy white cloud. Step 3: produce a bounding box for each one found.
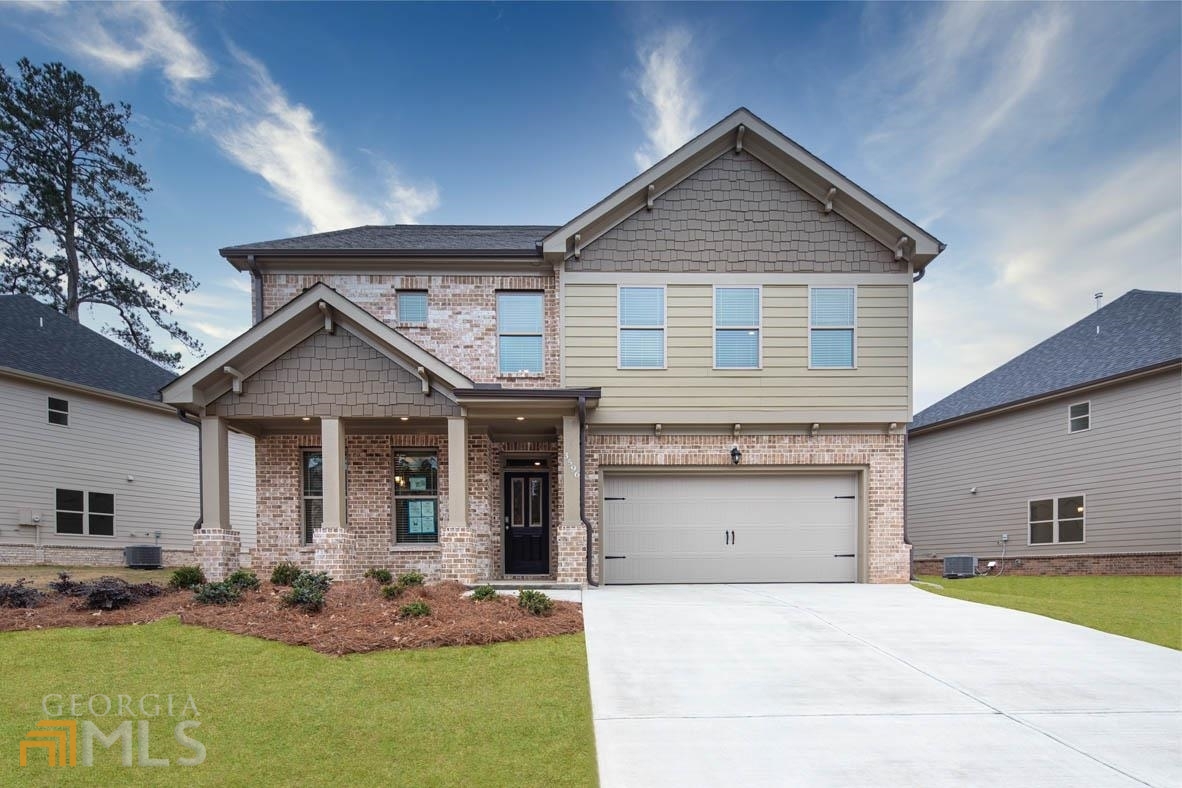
[12,1,438,231]
[631,26,701,171]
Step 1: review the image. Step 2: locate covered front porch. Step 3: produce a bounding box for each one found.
[162,284,599,583]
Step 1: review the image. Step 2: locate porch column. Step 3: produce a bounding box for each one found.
[200,416,231,529]
[320,416,347,529]
[557,415,587,584]
[195,416,239,581]
[447,417,468,530]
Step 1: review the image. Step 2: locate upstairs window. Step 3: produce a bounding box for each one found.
[55,489,114,536]
[1029,495,1085,545]
[618,287,665,369]
[302,451,323,545]
[715,287,761,369]
[1068,402,1090,433]
[396,290,428,325]
[497,291,544,374]
[48,397,69,426]
[810,287,856,368]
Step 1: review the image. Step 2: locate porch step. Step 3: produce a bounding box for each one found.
[473,579,583,590]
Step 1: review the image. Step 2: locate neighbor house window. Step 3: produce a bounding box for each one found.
[1029,495,1085,545]
[715,287,761,368]
[618,286,665,368]
[393,451,439,544]
[1068,401,1090,433]
[48,397,69,426]
[497,291,544,374]
[55,489,114,536]
[810,287,856,368]
[302,451,323,545]
[397,290,428,325]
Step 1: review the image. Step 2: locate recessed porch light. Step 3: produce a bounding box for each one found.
[533,461,541,466]
[400,417,409,421]
[516,416,525,421]
[301,417,311,422]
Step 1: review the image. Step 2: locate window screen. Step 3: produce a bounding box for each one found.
[619,287,665,368]
[715,288,760,368]
[810,288,855,368]
[497,292,544,374]
[397,291,428,325]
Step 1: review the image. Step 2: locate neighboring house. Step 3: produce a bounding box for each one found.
[0,295,256,566]
[908,290,1182,576]
[162,107,944,584]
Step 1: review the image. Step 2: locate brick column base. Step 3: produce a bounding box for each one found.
[556,523,590,585]
[313,527,360,580]
[193,529,241,582]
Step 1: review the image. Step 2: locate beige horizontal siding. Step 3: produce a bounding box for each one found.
[907,370,1182,557]
[564,282,910,416]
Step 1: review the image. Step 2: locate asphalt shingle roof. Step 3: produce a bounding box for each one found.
[911,289,1182,431]
[0,295,177,402]
[221,225,558,254]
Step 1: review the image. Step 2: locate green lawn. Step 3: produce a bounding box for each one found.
[915,575,1182,650]
[0,619,597,786]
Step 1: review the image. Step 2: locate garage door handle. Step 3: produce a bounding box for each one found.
[604,555,627,560]
[730,529,736,545]
[724,530,729,545]
[834,553,855,558]
[835,495,855,500]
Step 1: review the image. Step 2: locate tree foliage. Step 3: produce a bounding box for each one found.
[0,59,200,367]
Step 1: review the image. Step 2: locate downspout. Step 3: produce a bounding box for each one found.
[912,268,925,284]
[578,395,599,587]
[177,409,203,530]
[903,429,913,580]
[247,254,264,325]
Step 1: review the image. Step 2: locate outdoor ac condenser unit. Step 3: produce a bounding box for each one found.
[124,545,163,569]
[942,555,977,579]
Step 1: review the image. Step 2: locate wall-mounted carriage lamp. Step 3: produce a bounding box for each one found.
[730,446,742,465]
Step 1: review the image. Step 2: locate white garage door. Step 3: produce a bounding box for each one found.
[602,472,858,584]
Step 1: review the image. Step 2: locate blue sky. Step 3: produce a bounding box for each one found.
[2,1,1179,409]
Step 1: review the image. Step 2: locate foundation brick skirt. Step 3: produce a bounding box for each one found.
[313,527,361,580]
[193,529,242,581]
[913,552,1182,577]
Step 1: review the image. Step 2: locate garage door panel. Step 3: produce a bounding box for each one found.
[603,472,857,584]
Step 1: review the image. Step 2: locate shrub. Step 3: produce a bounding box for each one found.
[270,562,302,586]
[49,574,162,610]
[0,579,42,608]
[168,566,206,590]
[471,584,498,602]
[399,601,431,618]
[517,589,553,616]
[193,581,242,605]
[381,583,404,600]
[396,571,425,588]
[364,568,393,585]
[282,571,331,612]
[226,569,260,592]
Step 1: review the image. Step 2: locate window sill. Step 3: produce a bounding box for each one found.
[390,543,441,553]
[396,322,427,329]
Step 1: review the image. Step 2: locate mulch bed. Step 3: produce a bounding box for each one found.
[0,581,583,656]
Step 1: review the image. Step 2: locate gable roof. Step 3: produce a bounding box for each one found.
[911,290,1182,433]
[220,225,555,261]
[543,107,945,270]
[0,294,176,402]
[161,283,474,410]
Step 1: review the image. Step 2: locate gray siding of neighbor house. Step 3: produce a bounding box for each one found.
[570,151,905,273]
[211,327,459,418]
[907,369,1182,559]
[0,374,256,553]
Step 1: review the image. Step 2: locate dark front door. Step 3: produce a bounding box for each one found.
[504,472,549,574]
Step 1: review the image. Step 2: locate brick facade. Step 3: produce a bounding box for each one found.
[572,151,903,273]
[913,552,1182,578]
[260,274,560,387]
[0,544,198,568]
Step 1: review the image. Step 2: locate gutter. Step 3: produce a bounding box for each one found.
[247,254,264,324]
[578,395,599,587]
[177,409,203,530]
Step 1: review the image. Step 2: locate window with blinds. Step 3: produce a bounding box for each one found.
[809,287,856,368]
[302,451,323,544]
[393,451,439,544]
[714,287,761,368]
[618,287,665,368]
[396,290,428,325]
[497,291,544,374]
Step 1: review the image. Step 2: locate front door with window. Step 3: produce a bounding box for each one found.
[504,472,549,574]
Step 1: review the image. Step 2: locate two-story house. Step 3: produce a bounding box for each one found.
[162,108,944,584]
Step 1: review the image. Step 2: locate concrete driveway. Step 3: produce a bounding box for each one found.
[582,583,1182,787]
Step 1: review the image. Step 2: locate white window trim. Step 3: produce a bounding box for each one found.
[55,488,116,538]
[495,290,546,376]
[617,284,668,370]
[1026,493,1087,546]
[301,448,323,546]
[807,285,858,370]
[712,285,762,370]
[48,396,69,427]
[395,289,429,327]
[1068,400,1091,434]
